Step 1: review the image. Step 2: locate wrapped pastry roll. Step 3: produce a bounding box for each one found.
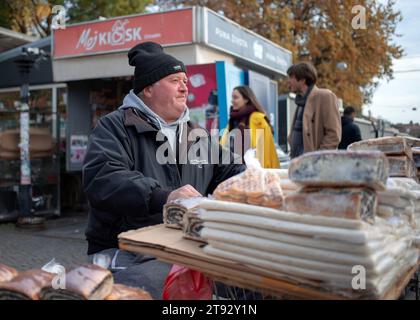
[377,205,394,218]
[105,284,152,300]
[213,167,283,209]
[163,197,205,229]
[0,264,18,283]
[214,168,264,202]
[0,269,54,300]
[406,137,420,148]
[348,136,413,158]
[388,177,420,191]
[40,264,113,300]
[284,187,377,223]
[387,156,417,178]
[279,179,300,191]
[288,150,389,190]
[413,147,420,166]
[182,210,206,243]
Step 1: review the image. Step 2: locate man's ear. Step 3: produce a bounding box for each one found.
[142,85,153,98]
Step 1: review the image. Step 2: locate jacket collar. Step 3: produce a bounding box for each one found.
[123,108,158,133]
[341,116,353,125]
[307,85,318,100]
[123,107,208,140]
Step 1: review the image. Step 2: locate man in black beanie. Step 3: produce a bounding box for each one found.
[82,42,245,299]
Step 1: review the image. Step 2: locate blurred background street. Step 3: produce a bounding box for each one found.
[0,210,87,270]
[0,0,419,301]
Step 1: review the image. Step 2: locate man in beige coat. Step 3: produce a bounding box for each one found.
[287,62,341,158]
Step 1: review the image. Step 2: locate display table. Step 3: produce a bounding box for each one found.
[119,224,418,300]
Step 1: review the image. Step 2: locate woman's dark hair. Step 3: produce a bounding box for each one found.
[233,85,267,115]
[287,62,317,86]
[233,85,273,133]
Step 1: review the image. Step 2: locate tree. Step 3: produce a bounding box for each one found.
[67,0,153,23]
[0,0,152,37]
[0,0,64,37]
[159,0,403,109]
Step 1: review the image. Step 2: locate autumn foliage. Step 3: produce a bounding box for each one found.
[166,0,403,110]
[1,0,403,110]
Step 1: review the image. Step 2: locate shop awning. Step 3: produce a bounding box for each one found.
[0,27,38,53]
[0,36,53,88]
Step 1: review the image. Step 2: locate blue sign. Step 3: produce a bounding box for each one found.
[215,61,245,130]
[205,9,292,76]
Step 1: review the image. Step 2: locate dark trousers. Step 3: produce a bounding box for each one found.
[88,248,171,299]
[89,248,263,300]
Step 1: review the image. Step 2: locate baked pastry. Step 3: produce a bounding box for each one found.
[289,150,389,190]
[163,197,205,229]
[213,168,283,209]
[0,264,18,283]
[0,269,54,300]
[105,284,152,300]
[40,264,113,300]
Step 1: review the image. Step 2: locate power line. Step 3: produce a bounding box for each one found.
[402,54,420,59]
[371,105,418,109]
[394,69,420,73]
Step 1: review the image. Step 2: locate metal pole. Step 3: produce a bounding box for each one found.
[18,75,33,219]
[15,47,46,227]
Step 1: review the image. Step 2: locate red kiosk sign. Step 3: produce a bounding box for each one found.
[53,9,193,58]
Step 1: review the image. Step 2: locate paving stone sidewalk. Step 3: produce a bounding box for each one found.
[0,211,88,271]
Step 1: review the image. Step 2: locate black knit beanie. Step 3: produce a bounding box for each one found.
[128,42,187,94]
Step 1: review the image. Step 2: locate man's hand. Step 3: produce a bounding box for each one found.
[166,184,202,203]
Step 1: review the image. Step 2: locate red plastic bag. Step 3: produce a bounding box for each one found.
[162,265,213,300]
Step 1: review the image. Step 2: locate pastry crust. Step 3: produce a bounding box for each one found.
[163,197,205,229]
[213,168,283,208]
[348,136,412,158]
[105,284,152,300]
[41,264,113,300]
[387,156,417,178]
[288,150,389,191]
[0,264,18,283]
[284,188,377,222]
[0,269,54,300]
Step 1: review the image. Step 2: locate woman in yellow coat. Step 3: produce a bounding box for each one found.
[220,86,280,168]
